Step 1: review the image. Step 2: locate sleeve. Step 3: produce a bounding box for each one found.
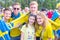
[11,13,29,27]
[21,25,26,33]
[51,11,59,21]
[47,25,54,39]
[48,18,60,27]
[7,23,14,29]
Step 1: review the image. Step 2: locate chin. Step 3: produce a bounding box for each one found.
[38,23,42,25]
[6,18,10,20]
[30,23,33,25]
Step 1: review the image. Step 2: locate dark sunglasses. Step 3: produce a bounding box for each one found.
[13,8,19,10]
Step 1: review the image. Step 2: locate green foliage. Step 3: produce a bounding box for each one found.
[0,0,60,9]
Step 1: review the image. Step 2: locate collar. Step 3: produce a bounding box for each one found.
[11,12,20,19]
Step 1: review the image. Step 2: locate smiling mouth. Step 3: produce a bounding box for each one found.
[38,21,42,22]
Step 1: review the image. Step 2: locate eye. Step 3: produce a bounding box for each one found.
[31,7,33,8]
[34,7,36,8]
[37,18,41,19]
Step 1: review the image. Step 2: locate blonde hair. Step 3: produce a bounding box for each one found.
[30,1,38,7]
[56,3,60,8]
[12,2,21,7]
[35,12,50,31]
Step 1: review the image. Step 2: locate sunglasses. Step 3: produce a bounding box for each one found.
[13,8,20,10]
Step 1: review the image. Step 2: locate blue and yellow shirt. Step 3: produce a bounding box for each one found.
[0,20,11,40]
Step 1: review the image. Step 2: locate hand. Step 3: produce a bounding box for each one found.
[14,23,21,28]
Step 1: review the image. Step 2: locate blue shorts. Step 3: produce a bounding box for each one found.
[11,36,20,40]
[36,37,40,40]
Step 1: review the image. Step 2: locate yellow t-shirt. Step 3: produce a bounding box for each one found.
[55,18,60,30]
[51,18,60,30]
[36,24,54,40]
[10,12,24,37]
[21,24,35,40]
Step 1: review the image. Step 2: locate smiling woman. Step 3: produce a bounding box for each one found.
[35,12,54,40]
[21,15,36,40]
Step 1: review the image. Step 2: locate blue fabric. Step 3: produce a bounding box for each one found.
[0,34,10,40]
[11,12,21,19]
[0,20,10,40]
[7,22,14,29]
[36,37,40,40]
[55,30,60,38]
[11,12,21,40]
[51,11,59,21]
[53,30,55,35]
[11,36,20,40]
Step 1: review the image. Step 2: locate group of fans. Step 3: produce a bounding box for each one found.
[0,1,60,40]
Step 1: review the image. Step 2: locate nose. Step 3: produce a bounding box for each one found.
[32,8,35,10]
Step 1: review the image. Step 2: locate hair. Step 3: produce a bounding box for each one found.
[26,14,36,28]
[35,12,50,31]
[25,7,29,10]
[12,2,21,7]
[56,3,60,8]
[30,1,38,7]
[3,8,12,13]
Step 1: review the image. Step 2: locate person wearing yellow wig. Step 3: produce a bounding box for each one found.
[35,12,54,40]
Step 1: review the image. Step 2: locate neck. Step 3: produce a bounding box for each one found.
[4,18,8,22]
[58,10,60,13]
[15,13,18,16]
[28,23,33,26]
[39,23,45,28]
[31,12,37,15]
[13,12,19,16]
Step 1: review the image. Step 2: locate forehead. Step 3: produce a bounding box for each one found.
[30,4,37,7]
[13,5,20,8]
[4,10,11,14]
[29,16,35,19]
[5,10,11,12]
[37,15,42,18]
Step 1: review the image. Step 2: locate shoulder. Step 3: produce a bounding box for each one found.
[21,24,27,30]
[46,24,52,30]
[21,24,27,32]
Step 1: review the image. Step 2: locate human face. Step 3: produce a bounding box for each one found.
[4,10,11,20]
[29,16,35,25]
[37,15,44,25]
[25,7,29,13]
[30,4,38,14]
[13,5,21,15]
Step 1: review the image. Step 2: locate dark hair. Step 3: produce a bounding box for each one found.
[26,14,36,28]
[4,8,12,13]
[30,14,36,17]
[41,8,47,11]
